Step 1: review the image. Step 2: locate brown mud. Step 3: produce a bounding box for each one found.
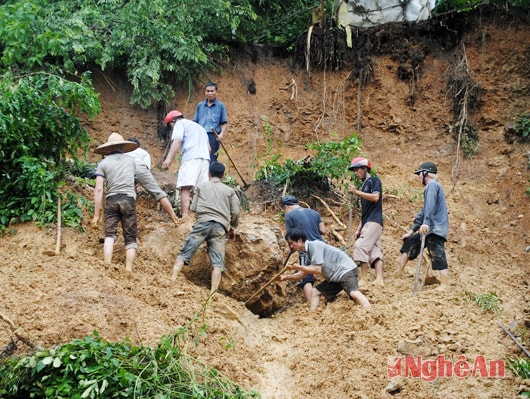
[1,8,529,399]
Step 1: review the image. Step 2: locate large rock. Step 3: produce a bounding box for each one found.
[178,215,290,317]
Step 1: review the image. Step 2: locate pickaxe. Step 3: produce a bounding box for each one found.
[212,128,249,189]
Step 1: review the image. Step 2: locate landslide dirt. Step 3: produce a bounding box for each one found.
[1,9,529,399]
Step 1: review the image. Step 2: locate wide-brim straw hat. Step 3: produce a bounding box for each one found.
[94,133,139,155]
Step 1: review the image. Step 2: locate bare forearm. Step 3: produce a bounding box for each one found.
[281,271,306,281]
[291,264,322,275]
[352,189,380,203]
[162,139,182,167]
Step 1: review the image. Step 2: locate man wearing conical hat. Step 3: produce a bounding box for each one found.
[92,133,139,271]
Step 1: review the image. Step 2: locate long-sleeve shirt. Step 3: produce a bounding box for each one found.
[412,179,448,240]
[191,177,240,231]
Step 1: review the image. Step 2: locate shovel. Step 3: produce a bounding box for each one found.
[245,251,292,305]
[212,128,250,189]
[413,234,426,295]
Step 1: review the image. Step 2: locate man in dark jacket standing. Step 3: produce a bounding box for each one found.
[402,161,449,290]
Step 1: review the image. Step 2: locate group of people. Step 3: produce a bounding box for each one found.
[91,80,449,306]
[92,82,238,289]
[279,158,449,310]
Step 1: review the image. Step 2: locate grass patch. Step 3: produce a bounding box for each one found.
[462,290,502,314]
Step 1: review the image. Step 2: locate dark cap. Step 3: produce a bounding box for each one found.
[414,161,437,175]
[281,195,298,206]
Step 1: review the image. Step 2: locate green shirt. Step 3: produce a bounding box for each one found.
[191,177,240,231]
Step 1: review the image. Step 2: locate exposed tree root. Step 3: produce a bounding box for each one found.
[0,313,34,358]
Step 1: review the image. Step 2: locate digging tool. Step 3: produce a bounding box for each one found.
[419,254,432,292]
[498,322,530,359]
[413,234,426,295]
[245,251,293,305]
[212,128,249,189]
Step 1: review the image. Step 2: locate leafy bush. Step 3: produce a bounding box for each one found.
[306,134,363,190]
[256,133,363,195]
[0,331,260,398]
[0,71,99,232]
[514,112,530,141]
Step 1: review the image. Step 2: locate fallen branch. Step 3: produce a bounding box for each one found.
[331,229,347,247]
[311,194,346,229]
[384,212,408,233]
[0,313,34,348]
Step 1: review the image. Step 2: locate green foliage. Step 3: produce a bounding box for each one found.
[433,0,530,14]
[261,115,276,155]
[1,0,326,109]
[256,157,304,185]
[1,0,259,109]
[462,291,502,314]
[514,112,530,141]
[0,70,99,232]
[455,121,480,159]
[449,121,479,159]
[247,0,331,49]
[0,304,261,399]
[222,174,239,187]
[508,358,530,384]
[256,133,363,195]
[0,1,100,232]
[306,134,363,190]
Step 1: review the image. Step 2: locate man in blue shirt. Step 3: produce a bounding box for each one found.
[402,161,449,290]
[281,195,327,303]
[193,81,228,163]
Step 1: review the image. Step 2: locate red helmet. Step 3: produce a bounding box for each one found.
[348,157,372,171]
[164,110,183,124]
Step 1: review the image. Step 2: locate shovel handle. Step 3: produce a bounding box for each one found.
[413,234,426,295]
[211,128,249,188]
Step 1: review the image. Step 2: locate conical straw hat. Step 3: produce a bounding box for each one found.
[94,133,139,155]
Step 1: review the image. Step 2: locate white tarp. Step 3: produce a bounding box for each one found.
[333,0,437,29]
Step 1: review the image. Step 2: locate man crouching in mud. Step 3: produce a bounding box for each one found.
[281,229,370,310]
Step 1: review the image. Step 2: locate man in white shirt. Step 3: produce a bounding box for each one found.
[161,110,210,219]
[127,137,179,225]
